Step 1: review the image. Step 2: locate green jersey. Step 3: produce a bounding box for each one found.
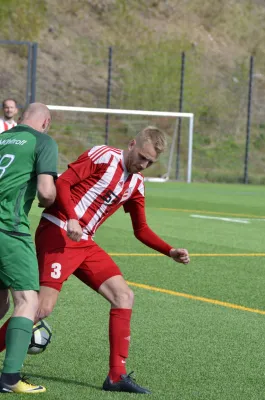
[0,124,58,234]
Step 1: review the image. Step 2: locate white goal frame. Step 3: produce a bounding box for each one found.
[47,105,194,183]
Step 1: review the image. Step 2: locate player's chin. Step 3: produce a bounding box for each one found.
[128,166,139,174]
[133,166,143,173]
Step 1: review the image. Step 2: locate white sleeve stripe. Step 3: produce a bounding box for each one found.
[89,145,107,161]
[93,148,112,164]
[91,147,122,162]
[85,167,124,234]
[110,148,122,155]
[74,157,119,219]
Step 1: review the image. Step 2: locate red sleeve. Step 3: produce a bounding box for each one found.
[124,190,173,257]
[56,151,97,220]
[56,171,79,220]
[66,150,97,181]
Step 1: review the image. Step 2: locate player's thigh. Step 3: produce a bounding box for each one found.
[73,241,122,292]
[0,231,39,291]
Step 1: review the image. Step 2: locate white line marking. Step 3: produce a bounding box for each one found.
[190,214,250,224]
[247,218,265,222]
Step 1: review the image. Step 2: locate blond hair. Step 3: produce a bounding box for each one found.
[136,126,167,155]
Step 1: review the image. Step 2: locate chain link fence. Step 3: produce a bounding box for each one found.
[1,40,264,183]
[0,40,37,107]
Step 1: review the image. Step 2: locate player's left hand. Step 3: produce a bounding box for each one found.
[169,248,190,264]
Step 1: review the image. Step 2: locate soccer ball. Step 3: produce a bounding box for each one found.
[28,319,52,355]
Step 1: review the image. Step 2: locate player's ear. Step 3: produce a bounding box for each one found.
[128,139,136,151]
[42,118,51,133]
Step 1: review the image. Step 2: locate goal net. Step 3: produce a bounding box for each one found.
[47,106,194,182]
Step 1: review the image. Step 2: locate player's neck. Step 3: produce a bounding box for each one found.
[3,117,14,123]
[123,149,129,171]
[19,119,43,132]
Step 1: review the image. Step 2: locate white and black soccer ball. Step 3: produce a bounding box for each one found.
[28,319,52,355]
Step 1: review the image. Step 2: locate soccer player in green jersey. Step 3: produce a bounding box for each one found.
[0,103,58,394]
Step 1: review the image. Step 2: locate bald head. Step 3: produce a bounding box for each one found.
[19,103,51,133]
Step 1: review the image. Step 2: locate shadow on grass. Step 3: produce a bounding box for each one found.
[21,373,102,391]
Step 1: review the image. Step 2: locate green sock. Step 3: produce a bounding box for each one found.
[2,316,33,374]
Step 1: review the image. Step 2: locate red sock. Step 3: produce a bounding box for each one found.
[108,308,132,383]
[0,318,10,352]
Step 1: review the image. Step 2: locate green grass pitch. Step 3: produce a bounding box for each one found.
[2,181,265,399]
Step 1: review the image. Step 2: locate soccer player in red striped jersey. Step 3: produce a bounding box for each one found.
[0,126,190,394]
[37,126,189,394]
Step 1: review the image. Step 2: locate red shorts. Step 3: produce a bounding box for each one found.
[35,218,122,292]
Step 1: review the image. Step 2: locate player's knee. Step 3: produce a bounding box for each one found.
[13,291,38,316]
[112,288,134,308]
[36,303,54,320]
[37,286,59,321]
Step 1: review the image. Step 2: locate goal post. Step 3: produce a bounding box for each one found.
[47,105,194,183]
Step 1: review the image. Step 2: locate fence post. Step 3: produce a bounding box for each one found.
[176,51,186,180]
[30,42,38,103]
[243,55,254,184]
[105,46,113,145]
[0,40,34,106]
[26,43,32,105]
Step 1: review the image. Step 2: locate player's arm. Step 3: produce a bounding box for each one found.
[36,135,58,208]
[56,168,83,241]
[124,191,190,265]
[55,153,97,242]
[37,175,56,208]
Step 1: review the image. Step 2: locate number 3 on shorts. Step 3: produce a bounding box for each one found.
[51,263,62,279]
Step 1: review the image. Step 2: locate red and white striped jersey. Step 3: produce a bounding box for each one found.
[43,145,145,239]
[0,119,17,134]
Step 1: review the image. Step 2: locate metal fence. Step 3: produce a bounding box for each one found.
[0,40,37,107]
[1,40,264,183]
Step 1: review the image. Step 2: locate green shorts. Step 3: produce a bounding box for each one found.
[0,230,39,291]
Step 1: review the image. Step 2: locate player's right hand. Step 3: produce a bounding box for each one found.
[67,219,83,242]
